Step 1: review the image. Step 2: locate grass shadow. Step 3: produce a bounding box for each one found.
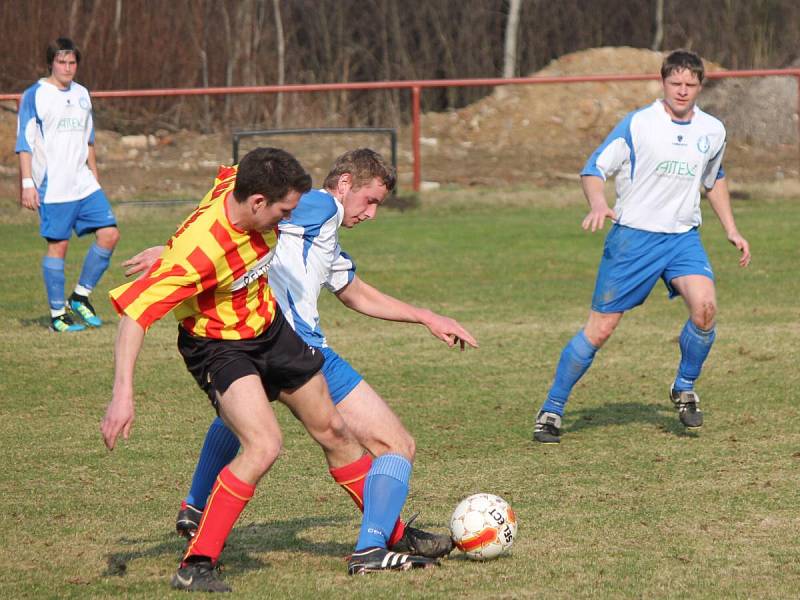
[17,315,52,329]
[102,515,352,579]
[566,401,700,438]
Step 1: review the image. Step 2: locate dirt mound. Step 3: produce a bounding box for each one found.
[702,56,799,145]
[419,47,732,183]
[418,46,796,185]
[424,47,669,146]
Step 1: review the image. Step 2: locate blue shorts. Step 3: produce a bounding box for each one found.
[591,224,714,313]
[320,346,363,404]
[39,189,117,241]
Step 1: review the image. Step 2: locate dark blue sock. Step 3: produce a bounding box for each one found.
[673,320,716,392]
[78,243,113,290]
[541,330,599,416]
[42,256,66,311]
[186,417,240,509]
[355,454,412,551]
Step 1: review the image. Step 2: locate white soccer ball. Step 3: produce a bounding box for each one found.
[449,493,518,560]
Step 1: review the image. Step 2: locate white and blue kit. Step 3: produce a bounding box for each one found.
[582,99,726,312]
[273,191,411,553]
[539,98,727,419]
[269,188,363,402]
[16,79,115,240]
[16,77,117,319]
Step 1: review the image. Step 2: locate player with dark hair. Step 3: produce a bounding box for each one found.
[533,49,751,444]
[101,148,439,593]
[125,148,477,566]
[46,37,82,66]
[16,37,119,332]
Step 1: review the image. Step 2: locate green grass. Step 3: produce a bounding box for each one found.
[1,186,798,598]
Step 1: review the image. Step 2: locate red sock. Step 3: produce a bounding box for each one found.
[183,466,255,565]
[329,454,405,546]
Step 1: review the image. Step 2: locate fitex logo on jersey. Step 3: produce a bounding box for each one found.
[57,117,86,132]
[654,160,697,179]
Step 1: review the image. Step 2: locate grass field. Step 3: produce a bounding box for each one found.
[0,185,798,599]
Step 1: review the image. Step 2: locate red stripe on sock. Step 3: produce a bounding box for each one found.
[183,466,254,564]
[329,454,405,546]
[329,453,371,509]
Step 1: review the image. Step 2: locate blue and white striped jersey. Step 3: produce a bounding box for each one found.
[269,189,356,349]
[15,79,100,204]
[582,100,726,233]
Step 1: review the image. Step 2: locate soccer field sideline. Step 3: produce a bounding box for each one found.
[0,188,798,598]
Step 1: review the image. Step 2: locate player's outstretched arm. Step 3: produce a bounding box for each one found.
[580,175,617,232]
[705,178,751,267]
[420,311,479,350]
[101,316,146,450]
[336,275,478,350]
[123,245,166,277]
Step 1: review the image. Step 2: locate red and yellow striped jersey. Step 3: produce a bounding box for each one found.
[109,165,279,339]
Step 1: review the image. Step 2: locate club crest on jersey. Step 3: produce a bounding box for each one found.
[231,248,275,291]
[696,135,711,153]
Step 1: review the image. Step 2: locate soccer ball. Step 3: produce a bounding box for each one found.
[449,493,518,560]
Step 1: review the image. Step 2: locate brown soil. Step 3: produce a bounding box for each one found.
[1,47,797,202]
[420,47,799,186]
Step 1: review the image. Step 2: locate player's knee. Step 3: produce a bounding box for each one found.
[692,300,716,330]
[360,426,415,461]
[97,226,120,249]
[241,436,283,475]
[47,241,69,259]
[383,425,416,461]
[396,433,416,462]
[589,321,616,346]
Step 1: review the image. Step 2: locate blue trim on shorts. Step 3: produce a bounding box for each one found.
[320,346,363,404]
[38,189,116,240]
[591,224,714,313]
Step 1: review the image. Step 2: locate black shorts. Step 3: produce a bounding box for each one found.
[177,306,324,411]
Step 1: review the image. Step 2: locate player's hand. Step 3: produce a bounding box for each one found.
[581,206,617,232]
[20,187,40,211]
[123,245,165,277]
[728,231,751,267]
[424,313,478,351]
[101,389,135,450]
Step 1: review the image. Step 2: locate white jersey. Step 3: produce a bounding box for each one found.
[15,79,100,204]
[269,189,355,349]
[581,100,726,233]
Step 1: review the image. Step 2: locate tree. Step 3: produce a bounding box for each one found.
[652,0,664,51]
[273,0,285,127]
[503,0,523,78]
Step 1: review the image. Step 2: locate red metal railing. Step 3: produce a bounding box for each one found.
[3,69,799,191]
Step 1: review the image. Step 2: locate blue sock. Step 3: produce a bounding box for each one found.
[186,417,241,509]
[673,320,716,392]
[541,330,599,416]
[355,454,412,551]
[42,256,66,311]
[78,243,114,291]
